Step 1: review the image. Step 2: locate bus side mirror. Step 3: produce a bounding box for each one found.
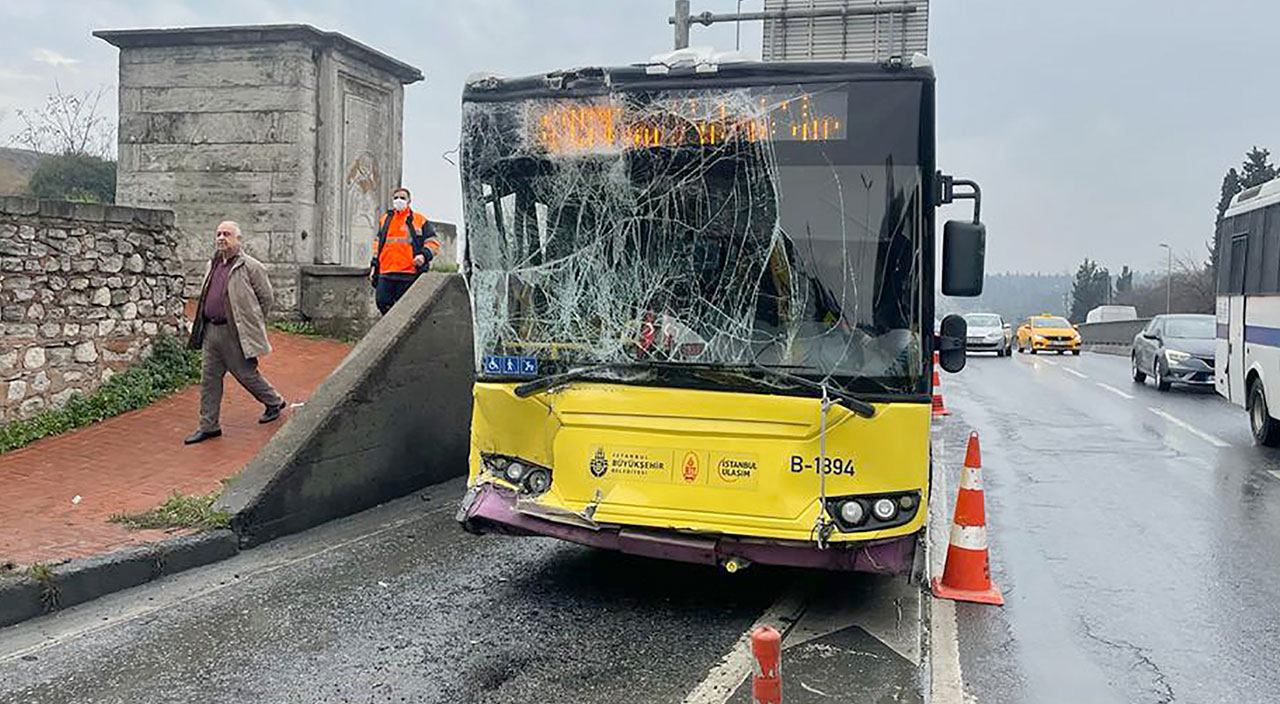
[942,220,986,297]
[938,314,967,373]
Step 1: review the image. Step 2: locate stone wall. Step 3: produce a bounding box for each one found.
[0,197,186,424]
[97,25,424,318]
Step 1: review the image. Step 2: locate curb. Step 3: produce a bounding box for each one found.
[0,529,238,629]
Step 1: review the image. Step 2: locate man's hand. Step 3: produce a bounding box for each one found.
[413,254,427,269]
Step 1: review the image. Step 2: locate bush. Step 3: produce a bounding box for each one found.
[27,154,116,204]
[0,335,201,454]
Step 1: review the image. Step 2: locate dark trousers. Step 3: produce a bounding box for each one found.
[375,275,417,314]
[199,322,284,432]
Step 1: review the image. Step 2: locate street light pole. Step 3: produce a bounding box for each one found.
[1159,243,1171,314]
[674,0,691,49]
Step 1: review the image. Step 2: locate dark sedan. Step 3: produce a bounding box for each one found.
[1131,314,1215,391]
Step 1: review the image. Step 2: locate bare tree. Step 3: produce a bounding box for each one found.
[1174,254,1214,313]
[1117,252,1214,315]
[10,81,114,158]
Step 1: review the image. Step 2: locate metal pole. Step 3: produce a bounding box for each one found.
[1160,243,1171,314]
[671,3,917,28]
[735,0,742,50]
[674,0,691,49]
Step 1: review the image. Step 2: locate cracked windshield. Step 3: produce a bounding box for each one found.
[2,2,1278,704]
[463,81,925,394]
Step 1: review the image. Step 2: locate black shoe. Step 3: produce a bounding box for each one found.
[259,401,286,424]
[184,429,222,445]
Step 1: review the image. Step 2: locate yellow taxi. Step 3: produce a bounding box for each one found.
[1016,314,1082,355]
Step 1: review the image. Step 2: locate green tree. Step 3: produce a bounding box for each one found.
[1216,167,1241,223]
[27,154,115,204]
[1069,258,1111,322]
[1210,148,1278,279]
[1241,146,1278,188]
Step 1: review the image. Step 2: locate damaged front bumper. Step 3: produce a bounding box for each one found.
[456,483,917,574]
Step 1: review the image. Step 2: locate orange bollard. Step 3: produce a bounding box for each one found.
[931,431,1004,605]
[932,351,950,417]
[751,625,782,704]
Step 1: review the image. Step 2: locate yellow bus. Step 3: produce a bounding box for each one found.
[455,54,986,575]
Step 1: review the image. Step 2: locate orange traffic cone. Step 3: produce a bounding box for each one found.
[932,351,950,417]
[931,431,1004,606]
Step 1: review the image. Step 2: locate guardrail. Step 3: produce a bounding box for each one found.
[1076,318,1150,353]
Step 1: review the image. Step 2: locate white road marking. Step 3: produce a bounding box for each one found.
[682,581,810,704]
[1267,470,1280,482]
[928,436,966,704]
[800,682,831,697]
[1062,367,1089,380]
[1096,382,1135,400]
[931,596,966,703]
[1147,407,1230,448]
[1038,359,1057,366]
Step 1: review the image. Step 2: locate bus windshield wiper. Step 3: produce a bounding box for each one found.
[742,364,877,418]
[513,362,656,398]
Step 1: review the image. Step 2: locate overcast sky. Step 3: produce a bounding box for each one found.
[1,0,1276,275]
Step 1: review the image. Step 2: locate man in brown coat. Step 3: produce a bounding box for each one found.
[184,221,286,444]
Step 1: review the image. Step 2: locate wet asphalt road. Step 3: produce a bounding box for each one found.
[940,350,1280,704]
[0,476,922,704]
[0,478,794,704]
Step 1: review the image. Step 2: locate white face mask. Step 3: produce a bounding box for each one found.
[392,197,408,212]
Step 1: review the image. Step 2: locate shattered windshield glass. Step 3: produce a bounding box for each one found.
[461,78,926,394]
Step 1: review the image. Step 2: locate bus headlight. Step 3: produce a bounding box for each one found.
[482,454,553,496]
[825,491,919,532]
[524,469,552,494]
[505,462,527,483]
[872,498,898,521]
[839,500,865,525]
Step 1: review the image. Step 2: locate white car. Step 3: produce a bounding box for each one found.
[963,313,1013,357]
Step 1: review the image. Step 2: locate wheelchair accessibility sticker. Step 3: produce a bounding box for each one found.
[483,356,539,376]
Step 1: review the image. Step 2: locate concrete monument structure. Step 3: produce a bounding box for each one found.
[95,24,426,318]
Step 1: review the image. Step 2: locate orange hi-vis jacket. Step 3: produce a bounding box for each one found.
[373,208,440,278]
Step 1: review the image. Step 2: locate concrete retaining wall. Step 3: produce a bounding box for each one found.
[1078,318,1149,346]
[1077,318,1150,356]
[216,272,474,547]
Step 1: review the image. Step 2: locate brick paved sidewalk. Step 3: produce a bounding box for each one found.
[0,330,352,568]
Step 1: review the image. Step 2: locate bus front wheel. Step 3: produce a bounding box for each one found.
[1249,381,1280,447]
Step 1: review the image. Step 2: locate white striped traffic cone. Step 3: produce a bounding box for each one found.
[932,351,950,417]
[931,430,1003,605]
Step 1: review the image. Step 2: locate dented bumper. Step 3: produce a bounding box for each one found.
[456,483,917,574]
